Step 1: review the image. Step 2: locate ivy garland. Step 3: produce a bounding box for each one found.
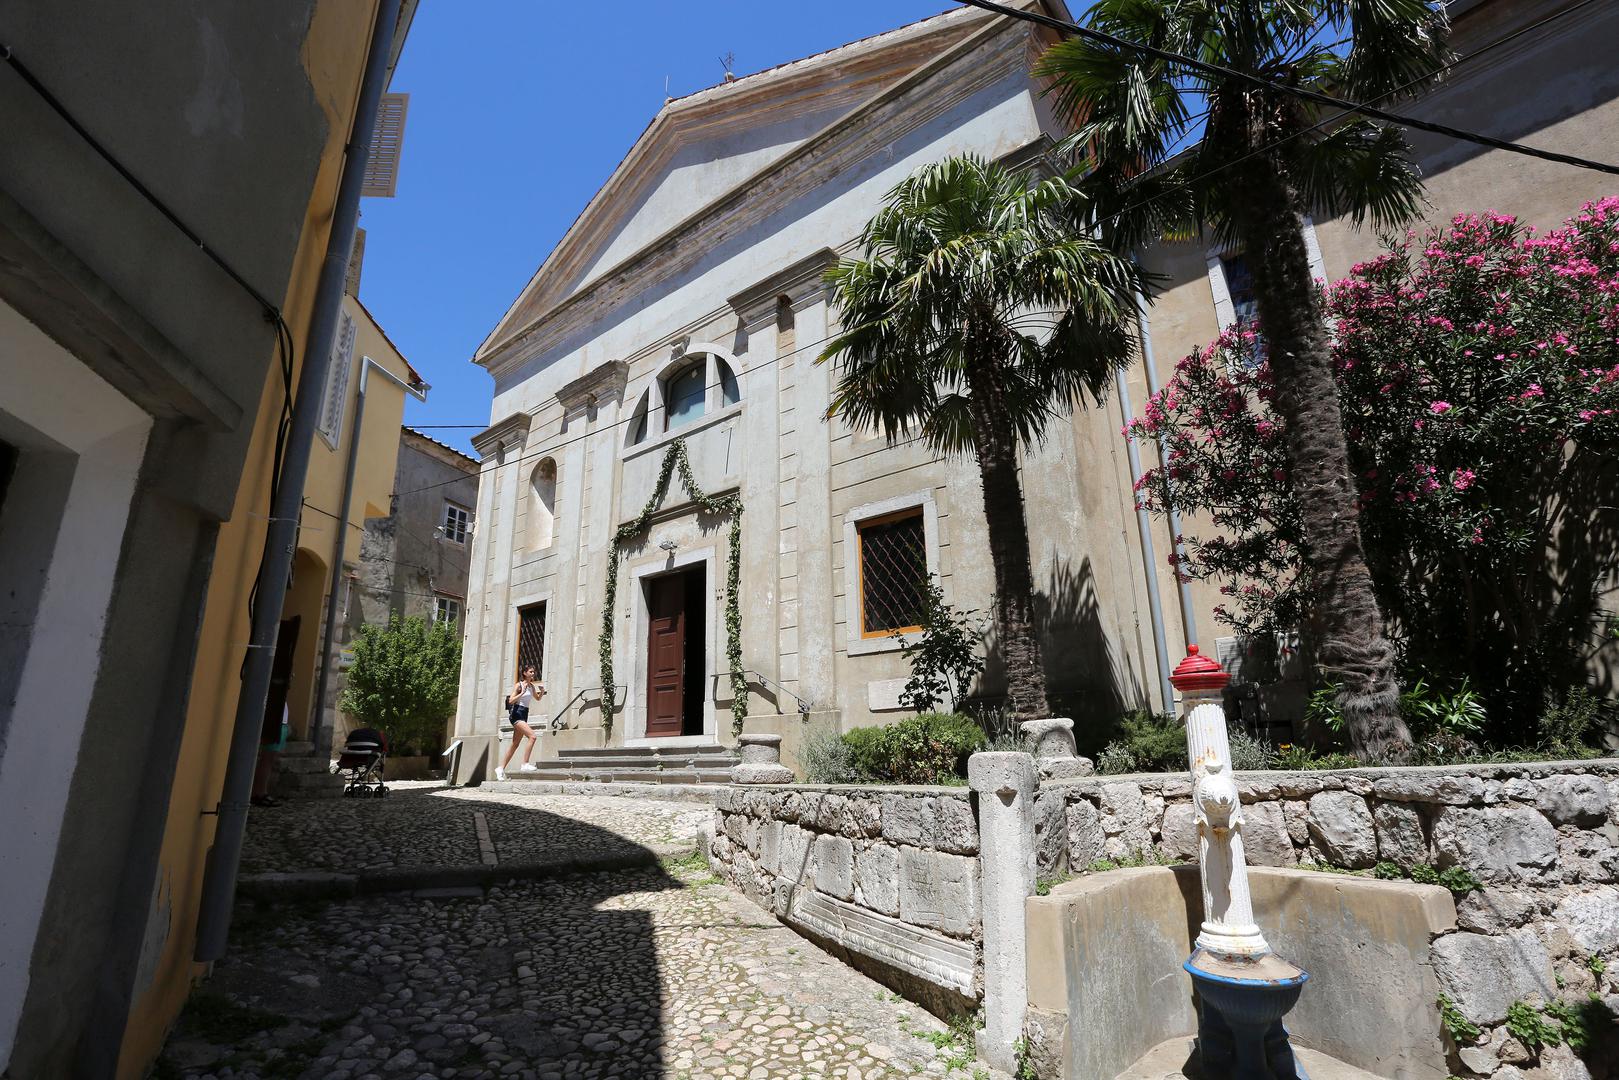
[599,438,747,737]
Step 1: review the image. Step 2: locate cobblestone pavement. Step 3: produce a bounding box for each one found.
[242,784,709,875]
[159,857,1005,1080]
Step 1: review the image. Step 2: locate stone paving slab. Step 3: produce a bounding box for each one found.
[1117,1037,1379,1080]
[241,783,710,877]
[159,858,1008,1080]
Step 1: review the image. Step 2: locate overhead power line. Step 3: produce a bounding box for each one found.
[956,0,1619,177]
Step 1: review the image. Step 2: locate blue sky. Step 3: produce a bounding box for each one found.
[359,0,957,454]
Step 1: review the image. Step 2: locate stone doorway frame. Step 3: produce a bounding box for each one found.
[624,543,717,746]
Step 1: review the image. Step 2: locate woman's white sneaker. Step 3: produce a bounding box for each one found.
[494,766,507,781]
[519,763,539,773]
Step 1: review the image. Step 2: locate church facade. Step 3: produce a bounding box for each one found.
[449,2,1175,775]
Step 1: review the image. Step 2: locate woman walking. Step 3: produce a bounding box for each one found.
[495,665,544,781]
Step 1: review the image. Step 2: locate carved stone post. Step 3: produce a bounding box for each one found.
[731,733,794,784]
[1171,646,1268,959]
[1017,718,1094,781]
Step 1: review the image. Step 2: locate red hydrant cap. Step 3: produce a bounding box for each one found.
[1169,644,1230,692]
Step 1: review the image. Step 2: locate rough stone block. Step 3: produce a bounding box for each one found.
[1278,799,1310,848]
[708,831,733,865]
[1100,782,1147,831]
[814,833,855,901]
[1536,775,1611,827]
[898,846,980,936]
[1067,799,1105,867]
[929,796,979,855]
[881,794,929,847]
[1277,774,1325,799]
[778,824,814,885]
[1243,801,1297,867]
[1306,791,1378,869]
[1430,928,1556,1025]
[1373,774,1485,806]
[1433,805,1559,884]
[1455,887,1538,934]
[807,792,850,833]
[1033,789,1068,875]
[1554,886,1619,954]
[757,819,783,877]
[1374,801,1429,868]
[841,795,883,839]
[1158,802,1198,862]
[1559,828,1619,884]
[854,842,900,916]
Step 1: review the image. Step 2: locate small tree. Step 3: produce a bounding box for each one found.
[898,577,986,713]
[339,613,462,755]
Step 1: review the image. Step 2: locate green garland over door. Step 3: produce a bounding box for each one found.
[599,437,747,737]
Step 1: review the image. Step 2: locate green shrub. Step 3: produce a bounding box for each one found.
[1539,688,1611,754]
[839,713,986,785]
[1408,864,1440,886]
[1437,994,1480,1044]
[1095,710,1187,775]
[1437,866,1481,895]
[1095,743,1140,775]
[1274,746,1362,771]
[1506,1000,1562,1051]
[1374,861,1403,880]
[1545,995,1616,1055]
[800,726,857,784]
[1228,728,1276,770]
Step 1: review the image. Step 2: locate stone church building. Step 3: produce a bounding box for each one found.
[451,0,1619,777]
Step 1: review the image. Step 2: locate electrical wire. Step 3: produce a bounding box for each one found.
[956,0,1619,176]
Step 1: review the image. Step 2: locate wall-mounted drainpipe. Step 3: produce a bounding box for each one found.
[1134,292,1200,653]
[194,0,401,963]
[1115,362,1176,716]
[312,356,429,758]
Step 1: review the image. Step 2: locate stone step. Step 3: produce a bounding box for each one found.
[555,744,733,761]
[506,765,734,785]
[1116,1038,1381,1080]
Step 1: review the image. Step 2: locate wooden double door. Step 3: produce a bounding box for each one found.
[645,566,706,738]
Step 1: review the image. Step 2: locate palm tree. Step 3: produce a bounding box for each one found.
[1037,1,1451,760]
[820,155,1142,725]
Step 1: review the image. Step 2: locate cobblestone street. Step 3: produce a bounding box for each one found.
[161,788,1001,1080]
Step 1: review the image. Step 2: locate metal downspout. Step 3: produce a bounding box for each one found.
[194,0,401,963]
[1134,292,1201,651]
[1115,362,1176,716]
[312,356,427,759]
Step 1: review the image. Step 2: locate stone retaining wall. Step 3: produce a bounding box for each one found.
[1051,760,1619,1079]
[705,785,982,1013]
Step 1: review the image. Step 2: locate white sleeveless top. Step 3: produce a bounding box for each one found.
[514,682,540,709]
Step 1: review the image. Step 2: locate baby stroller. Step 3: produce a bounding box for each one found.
[337,727,389,797]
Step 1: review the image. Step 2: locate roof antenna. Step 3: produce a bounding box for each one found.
[719,51,736,83]
[664,74,671,103]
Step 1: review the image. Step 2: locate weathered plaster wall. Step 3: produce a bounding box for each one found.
[706,785,983,1014]
[1054,761,1619,1080]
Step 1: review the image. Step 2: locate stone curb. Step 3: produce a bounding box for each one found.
[475,780,722,803]
[237,842,695,902]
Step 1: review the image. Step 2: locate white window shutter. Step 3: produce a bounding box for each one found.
[362,93,409,198]
[319,312,356,447]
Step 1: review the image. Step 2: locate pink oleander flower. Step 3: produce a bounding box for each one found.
[1429,401,1453,415]
[1452,469,1477,491]
[1520,383,1544,399]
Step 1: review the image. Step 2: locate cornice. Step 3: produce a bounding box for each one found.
[556,359,629,411]
[475,9,988,359]
[479,13,1040,380]
[470,412,532,461]
[728,248,840,326]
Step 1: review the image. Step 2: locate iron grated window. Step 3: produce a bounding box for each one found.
[857,509,928,637]
[516,603,546,678]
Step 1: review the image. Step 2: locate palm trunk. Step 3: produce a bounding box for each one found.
[1226,161,1413,761]
[964,351,1051,724]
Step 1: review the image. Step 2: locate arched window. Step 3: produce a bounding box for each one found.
[529,458,556,551]
[626,390,650,447]
[719,357,740,407]
[664,360,706,432]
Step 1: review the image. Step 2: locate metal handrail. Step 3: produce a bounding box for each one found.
[714,668,816,719]
[501,684,625,733]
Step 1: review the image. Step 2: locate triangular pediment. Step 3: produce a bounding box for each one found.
[475,6,992,364]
